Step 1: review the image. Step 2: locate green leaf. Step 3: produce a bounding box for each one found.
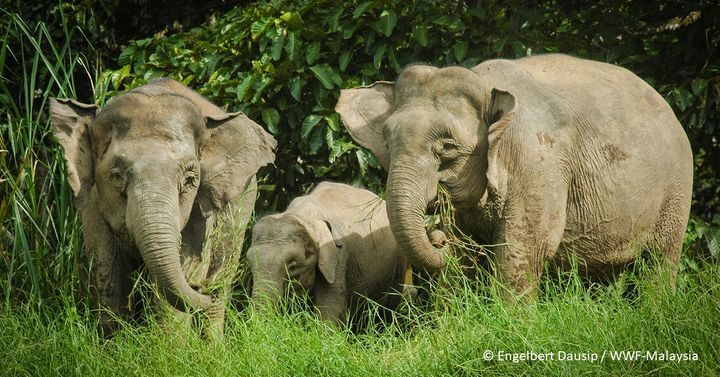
[373,43,386,69]
[356,149,369,175]
[339,50,353,72]
[691,79,707,96]
[309,127,325,154]
[251,18,271,38]
[330,140,356,163]
[110,65,131,90]
[301,114,323,139]
[353,1,375,18]
[305,42,321,65]
[672,87,691,111]
[387,47,402,72]
[309,65,336,90]
[327,7,343,32]
[118,45,136,66]
[325,127,337,161]
[261,107,280,134]
[280,11,303,29]
[271,33,285,61]
[342,22,360,39]
[325,114,340,131]
[376,9,397,37]
[235,75,255,101]
[252,76,274,103]
[289,76,304,101]
[285,32,298,61]
[365,32,376,54]
[432,15,466,32]
[453,41,469,62]
[412,26,429,47]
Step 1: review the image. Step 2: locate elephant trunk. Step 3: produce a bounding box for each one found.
[247,247,284,308]
[127,177,213,311]
[386,158,448,272]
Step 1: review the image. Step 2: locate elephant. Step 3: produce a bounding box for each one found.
[49,78,276,335]
[246,182,409,325]
[335,54,693,297]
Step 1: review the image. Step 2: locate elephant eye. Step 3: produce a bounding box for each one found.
[109,168,127,194]
[183,171,198,188]
[443,141,458,151]
[439,139,460,160]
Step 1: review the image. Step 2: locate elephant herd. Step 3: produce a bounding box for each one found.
[50,54,693,336]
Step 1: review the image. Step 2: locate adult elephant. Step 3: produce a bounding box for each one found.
[335,54,692,297]
[50,78,276,335]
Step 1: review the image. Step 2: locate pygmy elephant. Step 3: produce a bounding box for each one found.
[246,182,409,324]
[50,78,276,335]
[335,54,693,296]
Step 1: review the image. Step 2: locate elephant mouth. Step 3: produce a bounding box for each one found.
[438,182,484,210]
[106,219,136,250]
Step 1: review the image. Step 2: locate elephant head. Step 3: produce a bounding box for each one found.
[335,65,515,272]
[50,78,276,311]
[246,215,344,307]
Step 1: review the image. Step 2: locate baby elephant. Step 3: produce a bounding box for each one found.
[247,182,408,324]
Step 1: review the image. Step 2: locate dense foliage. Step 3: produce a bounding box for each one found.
[100,1,720,221]
[1,0,718,308]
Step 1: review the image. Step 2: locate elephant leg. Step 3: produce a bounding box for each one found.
[91,251,136,336]
[493,187,567,300]
[313,280,348,326]
[81,193,137,337]
[202,177,258,335]
[649,188,689,289]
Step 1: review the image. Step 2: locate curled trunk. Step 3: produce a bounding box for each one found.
[386,159,449,272]
[127,179,213,311]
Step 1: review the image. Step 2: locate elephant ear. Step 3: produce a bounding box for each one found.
[197,112,277,217]
[49,98,98,208]
[487,88,516,150]
[312,220,345,285]
[335,81,394,170]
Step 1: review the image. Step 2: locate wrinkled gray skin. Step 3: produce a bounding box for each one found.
[50,78,276,335]
[336,54,693,297]
[247,182,408,324]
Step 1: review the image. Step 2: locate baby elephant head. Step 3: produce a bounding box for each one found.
[50,78,276,312]
[246,215,344,307]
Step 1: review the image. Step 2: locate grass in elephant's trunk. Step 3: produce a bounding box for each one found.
[414,186,500,308]
[427,185,493,273]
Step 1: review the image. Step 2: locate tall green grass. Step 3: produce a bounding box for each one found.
[0,11,107,312]
[1,261,718,376]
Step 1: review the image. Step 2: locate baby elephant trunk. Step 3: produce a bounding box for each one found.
[247,246,285,309]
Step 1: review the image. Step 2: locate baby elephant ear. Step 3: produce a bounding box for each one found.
[315,220,345,285]
[197,112,277,217]
[335,81,394,170]
[49,98,98,208]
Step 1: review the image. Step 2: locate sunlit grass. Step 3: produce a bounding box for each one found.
[1,260,718,376]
